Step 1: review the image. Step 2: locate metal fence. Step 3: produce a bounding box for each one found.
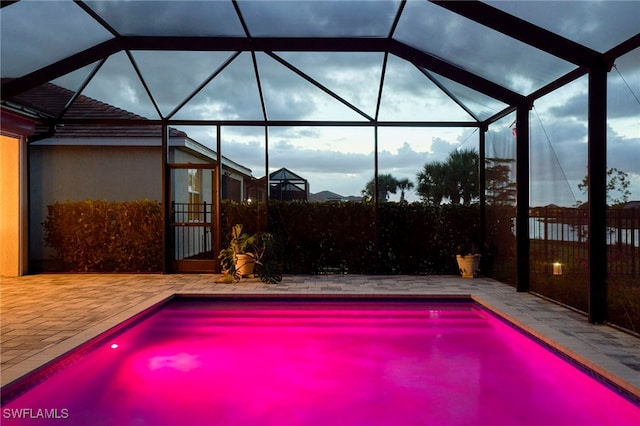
[529,206,639,277]
[171,202,213,261]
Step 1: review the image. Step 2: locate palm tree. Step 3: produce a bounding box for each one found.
[397,178,415,203]
[416,148,479,205]
[362,173,400,202]
[416,161,447,205]
[447,148,479,205]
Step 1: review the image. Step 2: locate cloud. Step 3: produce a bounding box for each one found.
[379,142,431,175]
[546,93,588,120]
[608,77,640,119]
[3,0,638,205]
[394,0,571,94]
[486,0,640,52]
[430,137,461,159]
[221,131,435,174]
[237,0,399,37]
[0,1,111,77]
[527,109,639,205]
[276,51,386,117]
[87,1,243,37]
[545,78,640,121]
[608,132,640,176]
[131,51,245,116]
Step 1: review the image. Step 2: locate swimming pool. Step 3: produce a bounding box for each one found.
[2,297,639,425]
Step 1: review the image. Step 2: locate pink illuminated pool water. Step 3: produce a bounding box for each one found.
[2,299,639,425]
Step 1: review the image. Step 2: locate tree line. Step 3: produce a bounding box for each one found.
[362,148,630,207]
[362,148,516,206]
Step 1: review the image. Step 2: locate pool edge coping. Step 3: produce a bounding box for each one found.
[471,294,640,403]
[2,292,638,404]
[1,291,177,391]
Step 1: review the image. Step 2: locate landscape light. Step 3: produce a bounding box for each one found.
[553,262,563,276]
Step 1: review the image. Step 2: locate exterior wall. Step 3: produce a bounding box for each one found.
[0,134,28,276]
[29,144,162,269]
[28,138,248,270]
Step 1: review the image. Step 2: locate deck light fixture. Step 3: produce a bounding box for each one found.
[553,262,563,276]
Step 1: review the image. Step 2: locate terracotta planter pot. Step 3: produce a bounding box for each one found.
[456,254,481,279]
[236,254,256,277]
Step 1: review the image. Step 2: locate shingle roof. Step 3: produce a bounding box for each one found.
[3,79,185,139]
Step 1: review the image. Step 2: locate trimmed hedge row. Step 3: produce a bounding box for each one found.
[222,200,481,275]
[44,199,480,274]
[43,200,163,272]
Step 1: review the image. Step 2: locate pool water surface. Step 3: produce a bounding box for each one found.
[2,299,639,425]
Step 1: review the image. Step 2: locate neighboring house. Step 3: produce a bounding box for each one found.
[252,169,362,203]
[621,201,640,210]
[263,167,309,201]
[1,82,257,273]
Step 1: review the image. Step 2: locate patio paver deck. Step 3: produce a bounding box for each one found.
[1,273,639,400]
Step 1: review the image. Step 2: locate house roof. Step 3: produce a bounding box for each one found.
[2,79,185,139]
[4,79,253,177]
[621,201,640,210]
[270,167,307,183]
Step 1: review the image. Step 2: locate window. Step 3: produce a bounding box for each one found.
[188,169,201,221]
[222,173,242,202]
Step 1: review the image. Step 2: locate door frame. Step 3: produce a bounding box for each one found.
[167,163,220,273]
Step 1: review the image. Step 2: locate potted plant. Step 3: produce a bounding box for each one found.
[455,239,481,279]
[217,224,282,284]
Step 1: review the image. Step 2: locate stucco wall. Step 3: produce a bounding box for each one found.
[1,134,26,276]
[29,145,162,268]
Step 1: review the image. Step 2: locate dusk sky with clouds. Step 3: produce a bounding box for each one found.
[2,0,638,205]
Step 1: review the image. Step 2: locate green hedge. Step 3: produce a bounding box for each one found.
[43,200,163,272]
[269,201,377,274]
[43,199,481,274]
[221,200,481,275]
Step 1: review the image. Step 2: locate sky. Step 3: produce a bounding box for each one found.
[2,0,639,206]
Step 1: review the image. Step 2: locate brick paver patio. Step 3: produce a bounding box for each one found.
[1,273,639,400]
